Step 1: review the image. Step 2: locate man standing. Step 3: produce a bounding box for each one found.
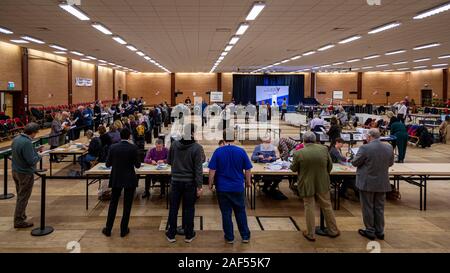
[290,131,340,241]
[208,130,252,243]
[166,124,204,243]
[352,128,394,240]
[102,128,141,237]
[281,98,288,121]
[11,123,43,228]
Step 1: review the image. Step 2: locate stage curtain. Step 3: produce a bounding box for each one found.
[232,74,304,105]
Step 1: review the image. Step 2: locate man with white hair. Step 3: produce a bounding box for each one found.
[352,128,394,240]
[290,131,340,241]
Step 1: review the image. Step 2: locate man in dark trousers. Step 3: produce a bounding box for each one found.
[166,123,204,243]
[102,128,141,237]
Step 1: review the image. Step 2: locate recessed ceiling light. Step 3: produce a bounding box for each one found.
[218,56,225,60]
[98,60,107,63]
[318,44,335,51]
[0,26,13,34]
[363,54,380,60]
[246,2,266,21]
[333,62,344,65]
[98,63,106,66]
[273,62,281,66]
[385,50,406,55]
[413,58,431,63]
[280,59,290,64]
[397,68,410,71]
[393,61,408,65]
[108,62,115,66]
[362,66,373,69]
[376,64,389,67]
[70,51,84,56]
[229,36,240,45]
[303,51,316,56]
[144,56,151,60]
[59,4,90,21]
[91,23,113,35]
[413,43,440,50]
[368,22,401,34]
[339,35,362,44]
[236,23,250,35]
[221,52,228,57]
[80,58,90,61]
[49,44,67,51]
[352,68,360,71]
[438,54,450,59]
[53,51,66,54]
[86,56,97,60]
[21,36,45,44]
[413,2,450,20]
[321,64,331,68]
[136,51,145,56]
[112,36,127,45]
[347,59,361,63]
[126,45,137,51]
[432,63,448,67]
[224,45,233,52]
[384,69,394,72]
[414,66,427,69]
[10,39,29,44]
[290,55,301,61]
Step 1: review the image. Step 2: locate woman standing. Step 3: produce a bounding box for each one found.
[390,117,408,163]
[49,112,63,162]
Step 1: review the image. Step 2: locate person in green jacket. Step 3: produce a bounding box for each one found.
[11,122,43,228]
[290,131,340,241]
[390,117,408,163]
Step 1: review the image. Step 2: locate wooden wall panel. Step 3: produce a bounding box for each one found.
[98,66,113,101]
[0,41,22,91]
[126,73,171,105]
[71,60,95,104]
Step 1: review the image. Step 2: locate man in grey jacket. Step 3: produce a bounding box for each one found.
[352,128,394,240]
[11,123,43,228]
[166,123,204,243]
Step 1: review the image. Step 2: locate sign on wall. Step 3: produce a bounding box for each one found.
[333,90,344,100]
[7,82,15,90]
[75,77,93,87]
[210,91,223,102]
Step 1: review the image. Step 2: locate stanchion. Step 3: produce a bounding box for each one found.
[0,154,14,200]
[315,209,328,236]
[31,174,54,236]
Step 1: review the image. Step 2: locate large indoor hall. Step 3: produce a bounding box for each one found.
[0,0,450,261]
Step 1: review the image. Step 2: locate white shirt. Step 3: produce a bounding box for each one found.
[398,104,408,115]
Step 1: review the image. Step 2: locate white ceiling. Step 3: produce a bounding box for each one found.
[0,0,449,72]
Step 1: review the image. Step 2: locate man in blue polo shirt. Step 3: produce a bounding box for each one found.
[208,130,252,243]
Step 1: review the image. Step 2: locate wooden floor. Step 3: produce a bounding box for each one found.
[1,121,450,253]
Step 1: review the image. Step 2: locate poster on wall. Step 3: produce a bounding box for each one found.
[333,90,344,100]
[75,77,93,87]
[210,91,223,102]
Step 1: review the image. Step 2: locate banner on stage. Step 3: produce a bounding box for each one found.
[256,86,289,105]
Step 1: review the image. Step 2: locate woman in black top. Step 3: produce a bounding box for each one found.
[327,117,341,146]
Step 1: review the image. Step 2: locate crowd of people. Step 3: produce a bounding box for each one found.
[6,95,448,245]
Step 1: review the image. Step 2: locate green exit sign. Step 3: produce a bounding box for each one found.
[7,82,15,90]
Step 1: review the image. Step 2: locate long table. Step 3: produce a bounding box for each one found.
[47,141,88,175]
[85,162,450,211]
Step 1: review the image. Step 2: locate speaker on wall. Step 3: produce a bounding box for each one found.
[386,92,390,97]
[122,94,128,101]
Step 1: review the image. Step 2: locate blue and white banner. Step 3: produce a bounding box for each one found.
[256,86,289,105]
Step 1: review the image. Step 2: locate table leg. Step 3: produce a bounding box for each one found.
[252,177,256,210]
[49,157,52,176]
[86,177,89,210]
[424,176,427,211]
[315,209,328,236]
[419,177,423,211]
[0,155,14,200]
[73,154,76,164]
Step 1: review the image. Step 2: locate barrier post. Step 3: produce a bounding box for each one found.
[0,154,14,200]
[31,173,54,236]
[315,209,328,236]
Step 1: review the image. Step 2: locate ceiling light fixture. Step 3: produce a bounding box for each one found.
[236,23,250,35]
[49,44,67,51]
[136,51,145,56]
[70,51,84,56]
[333,62,344,65]
[432,63,448,67]
[413,2,450,20]
[246,2,266,21]
[363,54,380,60]
[338,35,362,44]
[53,51,66,54]
[126,45,138,51]
[0,26,13,34]
[413,58,431,62]
[318,44,335,51]
[224,45,233,52]
[414,66,427,69]
[86,56,97,60]
[303,51,316,56]
[112,36,127,45]
[393,61,408,65]
[376,64,389,67]
[10,39,28,44]
[385,49,406,55]
[59,3,90,21]
[21,36,45,44]
[347,59,361,63]
[229,36,240,45]
[91,23,113,35]
[290,55,301,61]
[368,22,401,34]
[413,43,440,50]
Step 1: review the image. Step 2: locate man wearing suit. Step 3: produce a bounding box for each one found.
[102,128,141,237]
[352,128,394,240]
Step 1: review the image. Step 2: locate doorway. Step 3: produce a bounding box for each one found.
[421,89,432,107]
[0,92,14,117]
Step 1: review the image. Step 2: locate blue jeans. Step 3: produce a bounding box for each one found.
[167,180,197,238]
[217,191,250,241]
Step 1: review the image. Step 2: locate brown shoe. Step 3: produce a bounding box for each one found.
[14,222,34,229]
[327,231,341,238]
[302,231,316,242]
